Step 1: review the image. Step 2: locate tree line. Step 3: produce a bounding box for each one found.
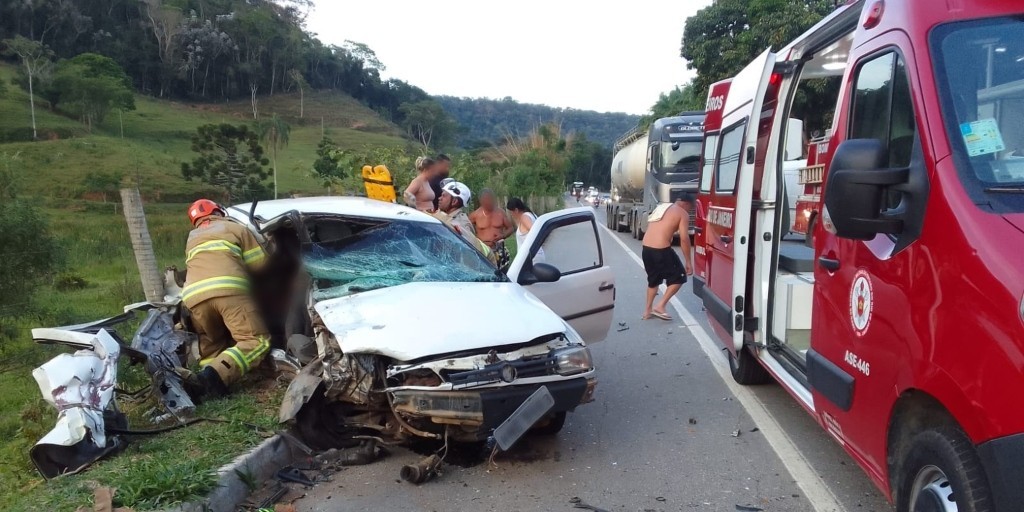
[641,0,839,135]
[0,0,432,124]
[435,96,639,149]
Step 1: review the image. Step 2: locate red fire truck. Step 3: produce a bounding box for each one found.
[692,1,1024,511]
[792,136,830,244]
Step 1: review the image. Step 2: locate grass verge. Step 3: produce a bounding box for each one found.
[0,202,284,511]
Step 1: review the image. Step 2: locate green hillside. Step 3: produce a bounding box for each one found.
[0,63,409,201]
[436,95,640,148]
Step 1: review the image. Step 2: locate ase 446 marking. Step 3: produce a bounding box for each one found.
[844,350,870,377]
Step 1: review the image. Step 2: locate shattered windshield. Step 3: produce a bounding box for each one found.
[304,220,504,301]
[932,16,1024,212]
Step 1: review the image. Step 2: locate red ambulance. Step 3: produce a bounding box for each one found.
[692,1,1024,511]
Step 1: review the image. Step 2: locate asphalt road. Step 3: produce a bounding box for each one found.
[288,205,892,512]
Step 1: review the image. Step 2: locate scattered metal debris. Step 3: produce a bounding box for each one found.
[130,307,196,419]
[275,467,315,487]
[688,418,698,425]
[569,496,610,512]
[750,427,760,433]
[400,454,443,484]
[735,505,765,511]
[731,429,741,438]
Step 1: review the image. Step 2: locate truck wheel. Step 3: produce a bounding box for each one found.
[530,412,566,436]
[728,346,773,385]
[804,214,816,248]
[616,211,628,232]
[895,426,994,512]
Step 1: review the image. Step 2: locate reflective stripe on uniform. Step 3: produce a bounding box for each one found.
[182,275,249,302]
[186,240,242,263]
[222,346,249,373]
[199,336,269,376]
[245,336,270,365]
[243,246,266,265]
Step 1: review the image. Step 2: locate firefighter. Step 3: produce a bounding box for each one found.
[180,199,271,400]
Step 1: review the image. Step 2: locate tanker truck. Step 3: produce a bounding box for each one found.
[605,112,705,238]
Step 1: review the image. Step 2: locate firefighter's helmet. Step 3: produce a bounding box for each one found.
[188,199,224,225]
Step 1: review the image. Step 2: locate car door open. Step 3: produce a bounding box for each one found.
[507,207,615,342]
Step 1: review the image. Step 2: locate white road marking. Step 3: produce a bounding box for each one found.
[600,224,846,512]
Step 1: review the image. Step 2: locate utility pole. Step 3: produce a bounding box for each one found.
[120,188,165,303]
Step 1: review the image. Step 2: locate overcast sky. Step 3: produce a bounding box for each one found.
[305,1,713,115]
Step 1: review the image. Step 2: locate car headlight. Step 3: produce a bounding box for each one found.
[555,346,593,376]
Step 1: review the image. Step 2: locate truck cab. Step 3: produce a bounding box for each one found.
[692,1,1024,511]
[607,113,705,238]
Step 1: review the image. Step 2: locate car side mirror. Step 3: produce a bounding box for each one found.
[824,139,909,240]
[519,262,561,285]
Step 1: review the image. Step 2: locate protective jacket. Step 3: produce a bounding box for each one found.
[182,216,267,308]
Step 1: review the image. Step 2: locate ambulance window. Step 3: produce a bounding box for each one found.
[850,52,916,167]
[715,123,745,193]
[850,51,917,210]
[699,134,719,193]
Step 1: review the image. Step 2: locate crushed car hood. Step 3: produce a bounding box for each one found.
[313,282,566,362]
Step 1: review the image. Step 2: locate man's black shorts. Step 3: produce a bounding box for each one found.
[642,246,686,288]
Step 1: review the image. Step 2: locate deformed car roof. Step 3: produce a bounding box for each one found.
[229,197,441,224]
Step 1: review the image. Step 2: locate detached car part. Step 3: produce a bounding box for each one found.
[29,329,122,479]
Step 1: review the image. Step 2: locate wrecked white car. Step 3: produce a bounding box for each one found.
[27,198,615,477]
[233,198,616,448]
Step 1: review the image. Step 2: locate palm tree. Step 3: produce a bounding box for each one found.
[258,114,290,198]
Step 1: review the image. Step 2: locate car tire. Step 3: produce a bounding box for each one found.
[895,426,994,512]
[804,214,816,248]
[530,412,567,436]
[728,346,773,385]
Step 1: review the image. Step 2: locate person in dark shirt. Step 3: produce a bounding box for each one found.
[429,154,451,211]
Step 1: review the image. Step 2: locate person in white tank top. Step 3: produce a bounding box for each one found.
[507,198,545,263]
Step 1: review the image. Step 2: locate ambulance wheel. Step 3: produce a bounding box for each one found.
[728,346,772,385]
[896,427,994,512]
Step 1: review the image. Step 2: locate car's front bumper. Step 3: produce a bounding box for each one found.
[390,375,596,433]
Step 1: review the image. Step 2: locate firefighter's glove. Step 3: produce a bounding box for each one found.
[182,366,229,403]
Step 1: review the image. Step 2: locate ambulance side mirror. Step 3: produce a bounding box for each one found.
[824,139,909,240]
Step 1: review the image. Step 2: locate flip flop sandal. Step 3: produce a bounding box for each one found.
[651,311,673,321]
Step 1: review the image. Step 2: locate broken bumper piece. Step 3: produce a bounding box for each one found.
[391,375,594,434]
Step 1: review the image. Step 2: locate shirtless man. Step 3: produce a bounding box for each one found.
[469,189,514,247]
[403,157,438,212]
[641,198,693,321]
[470,189,514,268]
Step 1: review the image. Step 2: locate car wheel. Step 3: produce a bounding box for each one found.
[728,346,773,385]
[530,412,566,436]
[895,427,994,512]
[804,214,816,248]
